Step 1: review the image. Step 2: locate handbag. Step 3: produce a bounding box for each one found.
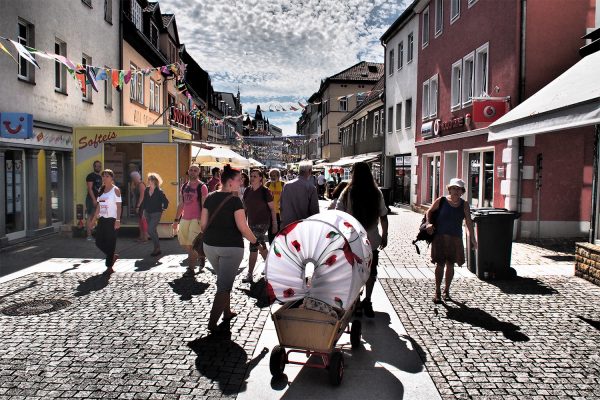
[413,196,446,254]
[192,193,234,256]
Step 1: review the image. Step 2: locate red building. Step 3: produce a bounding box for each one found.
[414,0,595,238]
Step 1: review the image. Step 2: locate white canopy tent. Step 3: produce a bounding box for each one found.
[248,157,265,167]
[192,145,250,168]
[488,50,600,141]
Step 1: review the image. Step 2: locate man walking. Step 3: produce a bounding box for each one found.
[85,160,103,241]
[207,167,221,193]
[280,161,320,228]
[317,171,326,199]
[173,164,208,277]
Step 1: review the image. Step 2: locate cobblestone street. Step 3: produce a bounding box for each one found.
[0,206,599,399]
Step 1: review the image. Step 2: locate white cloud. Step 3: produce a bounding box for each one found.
[159,0,407,134]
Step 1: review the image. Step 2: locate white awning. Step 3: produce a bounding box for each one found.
[488,51,600,141]
[192,145,250,168]
[330,152,381,167]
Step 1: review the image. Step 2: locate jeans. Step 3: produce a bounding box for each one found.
[95,217,118,267]
[203,244,244,292]
[145,211,162,248]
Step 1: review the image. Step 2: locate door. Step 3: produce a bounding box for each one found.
[142,143,178,225]
[467,150,494,208]
[5,150,26,239]
[394,155,411,205]
[424,155,440,204]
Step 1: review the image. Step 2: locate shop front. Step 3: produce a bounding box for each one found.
[1,113,73,246]
[393,154,412,205]
[73,126,193,238]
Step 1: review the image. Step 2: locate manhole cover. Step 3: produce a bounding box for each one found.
[1,299,72,316]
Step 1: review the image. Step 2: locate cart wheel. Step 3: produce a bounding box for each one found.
[350,319,362,349]
[269,345,286,378]
[328,351,344,386]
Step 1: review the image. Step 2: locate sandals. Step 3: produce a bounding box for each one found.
[443,291,451,301]
[223,311,238,321]
[433,290,442,304]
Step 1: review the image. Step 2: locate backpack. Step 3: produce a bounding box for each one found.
[413,196,446,255]
[181,181,206,211]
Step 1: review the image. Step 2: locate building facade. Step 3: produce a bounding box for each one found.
[381,5,419,206]
[0,0,120,246]
[412,0,594,238]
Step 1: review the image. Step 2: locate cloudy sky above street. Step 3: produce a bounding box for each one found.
[159,0,408,135]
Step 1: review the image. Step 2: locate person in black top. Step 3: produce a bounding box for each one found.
[201,165,264,333]
[85,160,103,241]
[141,172,169,257]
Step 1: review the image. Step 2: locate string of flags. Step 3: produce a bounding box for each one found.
[253,89,384,113]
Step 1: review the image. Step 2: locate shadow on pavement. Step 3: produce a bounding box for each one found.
[188,328,268,395]
[489,276,558,295]
[134,258,162,272]
[237,277,271,308]
[578,316,600,331]
[442,300,530,342]
[168,276,209,301]
[0,280,38,303]
[73,273,111,297]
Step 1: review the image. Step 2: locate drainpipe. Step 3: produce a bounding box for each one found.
[119,0,124,126]
[515,0,527,238]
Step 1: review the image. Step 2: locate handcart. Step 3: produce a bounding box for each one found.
[265,210,373,386]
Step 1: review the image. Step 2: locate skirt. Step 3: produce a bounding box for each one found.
[431,234,465,266]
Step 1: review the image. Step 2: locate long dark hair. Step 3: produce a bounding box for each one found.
[344,162,379,228]
[330,181,348,200]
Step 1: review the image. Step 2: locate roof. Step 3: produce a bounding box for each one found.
[144,2,158,12]
[162,14,174,27]
[339,76,385,125]
[380,0,418,43]
[328,61,384,82]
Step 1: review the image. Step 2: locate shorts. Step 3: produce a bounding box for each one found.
[249,224,269,252]
[178,219,202,246]
[370,249,379,278]
[85,196,96,217]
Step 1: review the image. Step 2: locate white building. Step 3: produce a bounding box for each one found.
[0,0,120,246]
[381,4,419,206]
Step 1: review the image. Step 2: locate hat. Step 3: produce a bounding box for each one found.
[447,178,465,189]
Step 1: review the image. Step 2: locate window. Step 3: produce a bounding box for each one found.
[362,118,366,140]
[339,97,348,112]
[356,92,366,105]
[338,128,343,143]
[150,22,159,49]
[451,0,460,22]
[17,20,34,81]
[149,81,155,111]
[407,32,414,63]
[396,103,402,131]
[131,0,142,31]
[462,53,475,106]
[474,43,489,97]
[468,0,479,7]
[387,106,394,134]
[422,80,430,119]
[451,60,462,110]
[467,150,494,207]
[104,66,112,108]
[398,41,404,69]
[129,64,144,104]
[374,112,379,136]
[389,49,395,75]
[82,0,92,7]
[422,7,430,47]
[380,110,385,135]
[82,54,92,102]
[423,75,438,119]
[405,98,412,128]
[54,39,66,93]
[104,0,112,23]
[153,82,160,112]
[435,0,443,36]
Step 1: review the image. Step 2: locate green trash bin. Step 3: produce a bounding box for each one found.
[467,208,520,280]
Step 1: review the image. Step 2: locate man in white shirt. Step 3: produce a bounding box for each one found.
[317,172,326,199]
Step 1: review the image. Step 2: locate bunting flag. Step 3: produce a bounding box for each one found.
[0,41,17,63]
[85,66,99,92]
[75,72,87,96]
[9,39,40,69]
[95,68,108,81]
[298,102,306,109]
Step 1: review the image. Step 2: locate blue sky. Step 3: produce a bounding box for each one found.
[159,0,408,135]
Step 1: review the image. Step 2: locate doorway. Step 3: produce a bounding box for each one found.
[5,150,26,239]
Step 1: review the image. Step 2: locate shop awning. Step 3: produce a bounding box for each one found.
[488,51,600,141]
[248,157,265,167]
[330,152,381,167]
[192,145,250,168]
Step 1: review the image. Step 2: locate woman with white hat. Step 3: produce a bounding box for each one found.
[425,178,476,303]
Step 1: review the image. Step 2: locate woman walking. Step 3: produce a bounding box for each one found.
[242,169,277,283]
[131,171,148,242]
[141,172,169,257]
[425,178,476,303]
[336,162,388,318]
[94,169,122,274]
[201,165,263,333]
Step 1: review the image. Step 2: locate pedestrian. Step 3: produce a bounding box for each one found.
[242,169,277,282]
[201,165,264,333]
[85,160,103,241]
[327,181,348,209]
[173,164,209,277]
[279,161,319,228]
[425,178,476,303]
[265,168,285,243]
[317,171,326,199]
[239,172,250,200]
[130,171,148,242]
[207,167,221,192]
[335,161,388,318]
[336,172,342,185]
[141,172,169,257]
[310,172,317,188]
[94,169,122,274]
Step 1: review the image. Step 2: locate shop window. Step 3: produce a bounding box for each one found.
[467,150,494,207]
[17,19,35,82]
[54,39,67,93]
[422,7,430,47]
[394,154,412,205]
[5,150,25,235]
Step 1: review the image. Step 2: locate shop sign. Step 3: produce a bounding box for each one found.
[440,116,465,131]
[170,107,192,129]
[78,131,118,150]
[421,121,434,138]
[0,113,33,139]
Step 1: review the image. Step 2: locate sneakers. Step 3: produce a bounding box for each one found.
[361,299,374,318]
[242,273,253,284]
